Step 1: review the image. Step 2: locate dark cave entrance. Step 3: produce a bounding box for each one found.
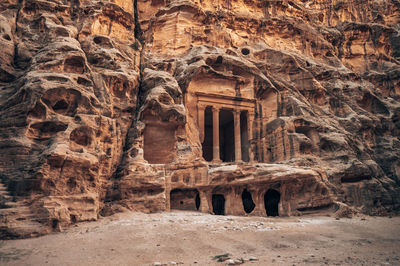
[202,106,213,162]
[242,189,255,213]
[170,189,200,211]
[212,194,225,215]
[219,109,234,162]
[264,189,280,216]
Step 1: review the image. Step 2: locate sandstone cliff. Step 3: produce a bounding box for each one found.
[0,0,399,238]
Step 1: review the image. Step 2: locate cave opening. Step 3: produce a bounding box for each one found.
[170,189,200,211]
[219,109,234,162]
[264,189,280,216]
[202,106,213,161]
[212,194,225,215]
[242,189,255,213]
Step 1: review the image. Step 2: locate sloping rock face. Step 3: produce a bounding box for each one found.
[0,0,399,238]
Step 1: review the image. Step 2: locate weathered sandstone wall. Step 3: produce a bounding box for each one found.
[0,0,399,238]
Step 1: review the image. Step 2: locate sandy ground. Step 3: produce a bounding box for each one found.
[0,211,399,266]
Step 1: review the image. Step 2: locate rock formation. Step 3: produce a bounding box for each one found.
[0,0,399,238]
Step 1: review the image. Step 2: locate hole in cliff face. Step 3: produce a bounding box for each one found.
[70,126,93,146]
[42,88,81,116]
[212,194,225,215]
[144,123,176,164]
[170,189,200,211]
[242,189,255,214]
[70,214,77,223]
[77,76,92,86]
[216,56,223,64]
[3,34,11,41]
[52,100,68,111]
[52,219,59,229]
[93,35,113,48]
[28,121,68,139]
[325,51,334,57]
[64,56,85,74]
[241,48,250,55]
[264,189,280,217]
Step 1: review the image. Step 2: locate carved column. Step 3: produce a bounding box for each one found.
[212,107,221,163]
[199,190,210,213]
[234,110,242,162]
[198,105,205,143]
[247,111,255,162]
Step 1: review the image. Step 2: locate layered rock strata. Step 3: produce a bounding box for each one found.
[0,0,399,238]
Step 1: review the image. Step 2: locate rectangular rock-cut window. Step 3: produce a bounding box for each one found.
[144,123,176,164]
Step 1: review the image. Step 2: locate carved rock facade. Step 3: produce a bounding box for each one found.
[0,0,399,238]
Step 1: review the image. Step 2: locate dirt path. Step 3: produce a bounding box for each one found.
[1,211,400,265]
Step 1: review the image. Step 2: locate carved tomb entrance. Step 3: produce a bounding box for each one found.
[197,93,255,163]
[170,189,200,211]
[242,189,255,214]
[212,194,225,215]
[264,189,280,216]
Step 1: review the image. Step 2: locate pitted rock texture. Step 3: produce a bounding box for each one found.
[0,0,399,238]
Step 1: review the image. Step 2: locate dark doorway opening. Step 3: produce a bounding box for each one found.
[240,111,250,162]
[195,193,200,210]
[202,107,213,161]
[219,109,234,162]
[264,189,280,216]
[170,189,200,211]
[212,194,225,215]
[242,189,255,213]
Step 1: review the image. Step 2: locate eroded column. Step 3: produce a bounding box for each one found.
[234,110,242,162]
[212,107,221,163]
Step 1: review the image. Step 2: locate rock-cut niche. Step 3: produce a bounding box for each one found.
[170,189,200,211]
[264,189,280,216]
[242,189,255,213]
[144,123,176,164]
[212,194,225,215]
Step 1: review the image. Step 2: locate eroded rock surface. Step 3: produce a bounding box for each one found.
[0,0,399,238]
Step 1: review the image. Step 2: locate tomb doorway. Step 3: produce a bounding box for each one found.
[212,194,225,215]
[170,189,200,211]
[241,189,255,213]
[264,189,280,216]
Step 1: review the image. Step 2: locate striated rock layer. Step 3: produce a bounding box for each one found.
[0,0,399,238]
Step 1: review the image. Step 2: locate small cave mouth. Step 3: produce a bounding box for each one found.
[216,55,223,64]
[3,34,11,41]
[212,194,225,215]
[52,219,59,229]
[52,100,69,111]
[264,189,280,217]
[241,48,250,55]
[70,214,77,223]
[241,189,255,214]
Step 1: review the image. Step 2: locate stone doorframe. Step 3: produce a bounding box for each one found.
[195,92,255,163]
